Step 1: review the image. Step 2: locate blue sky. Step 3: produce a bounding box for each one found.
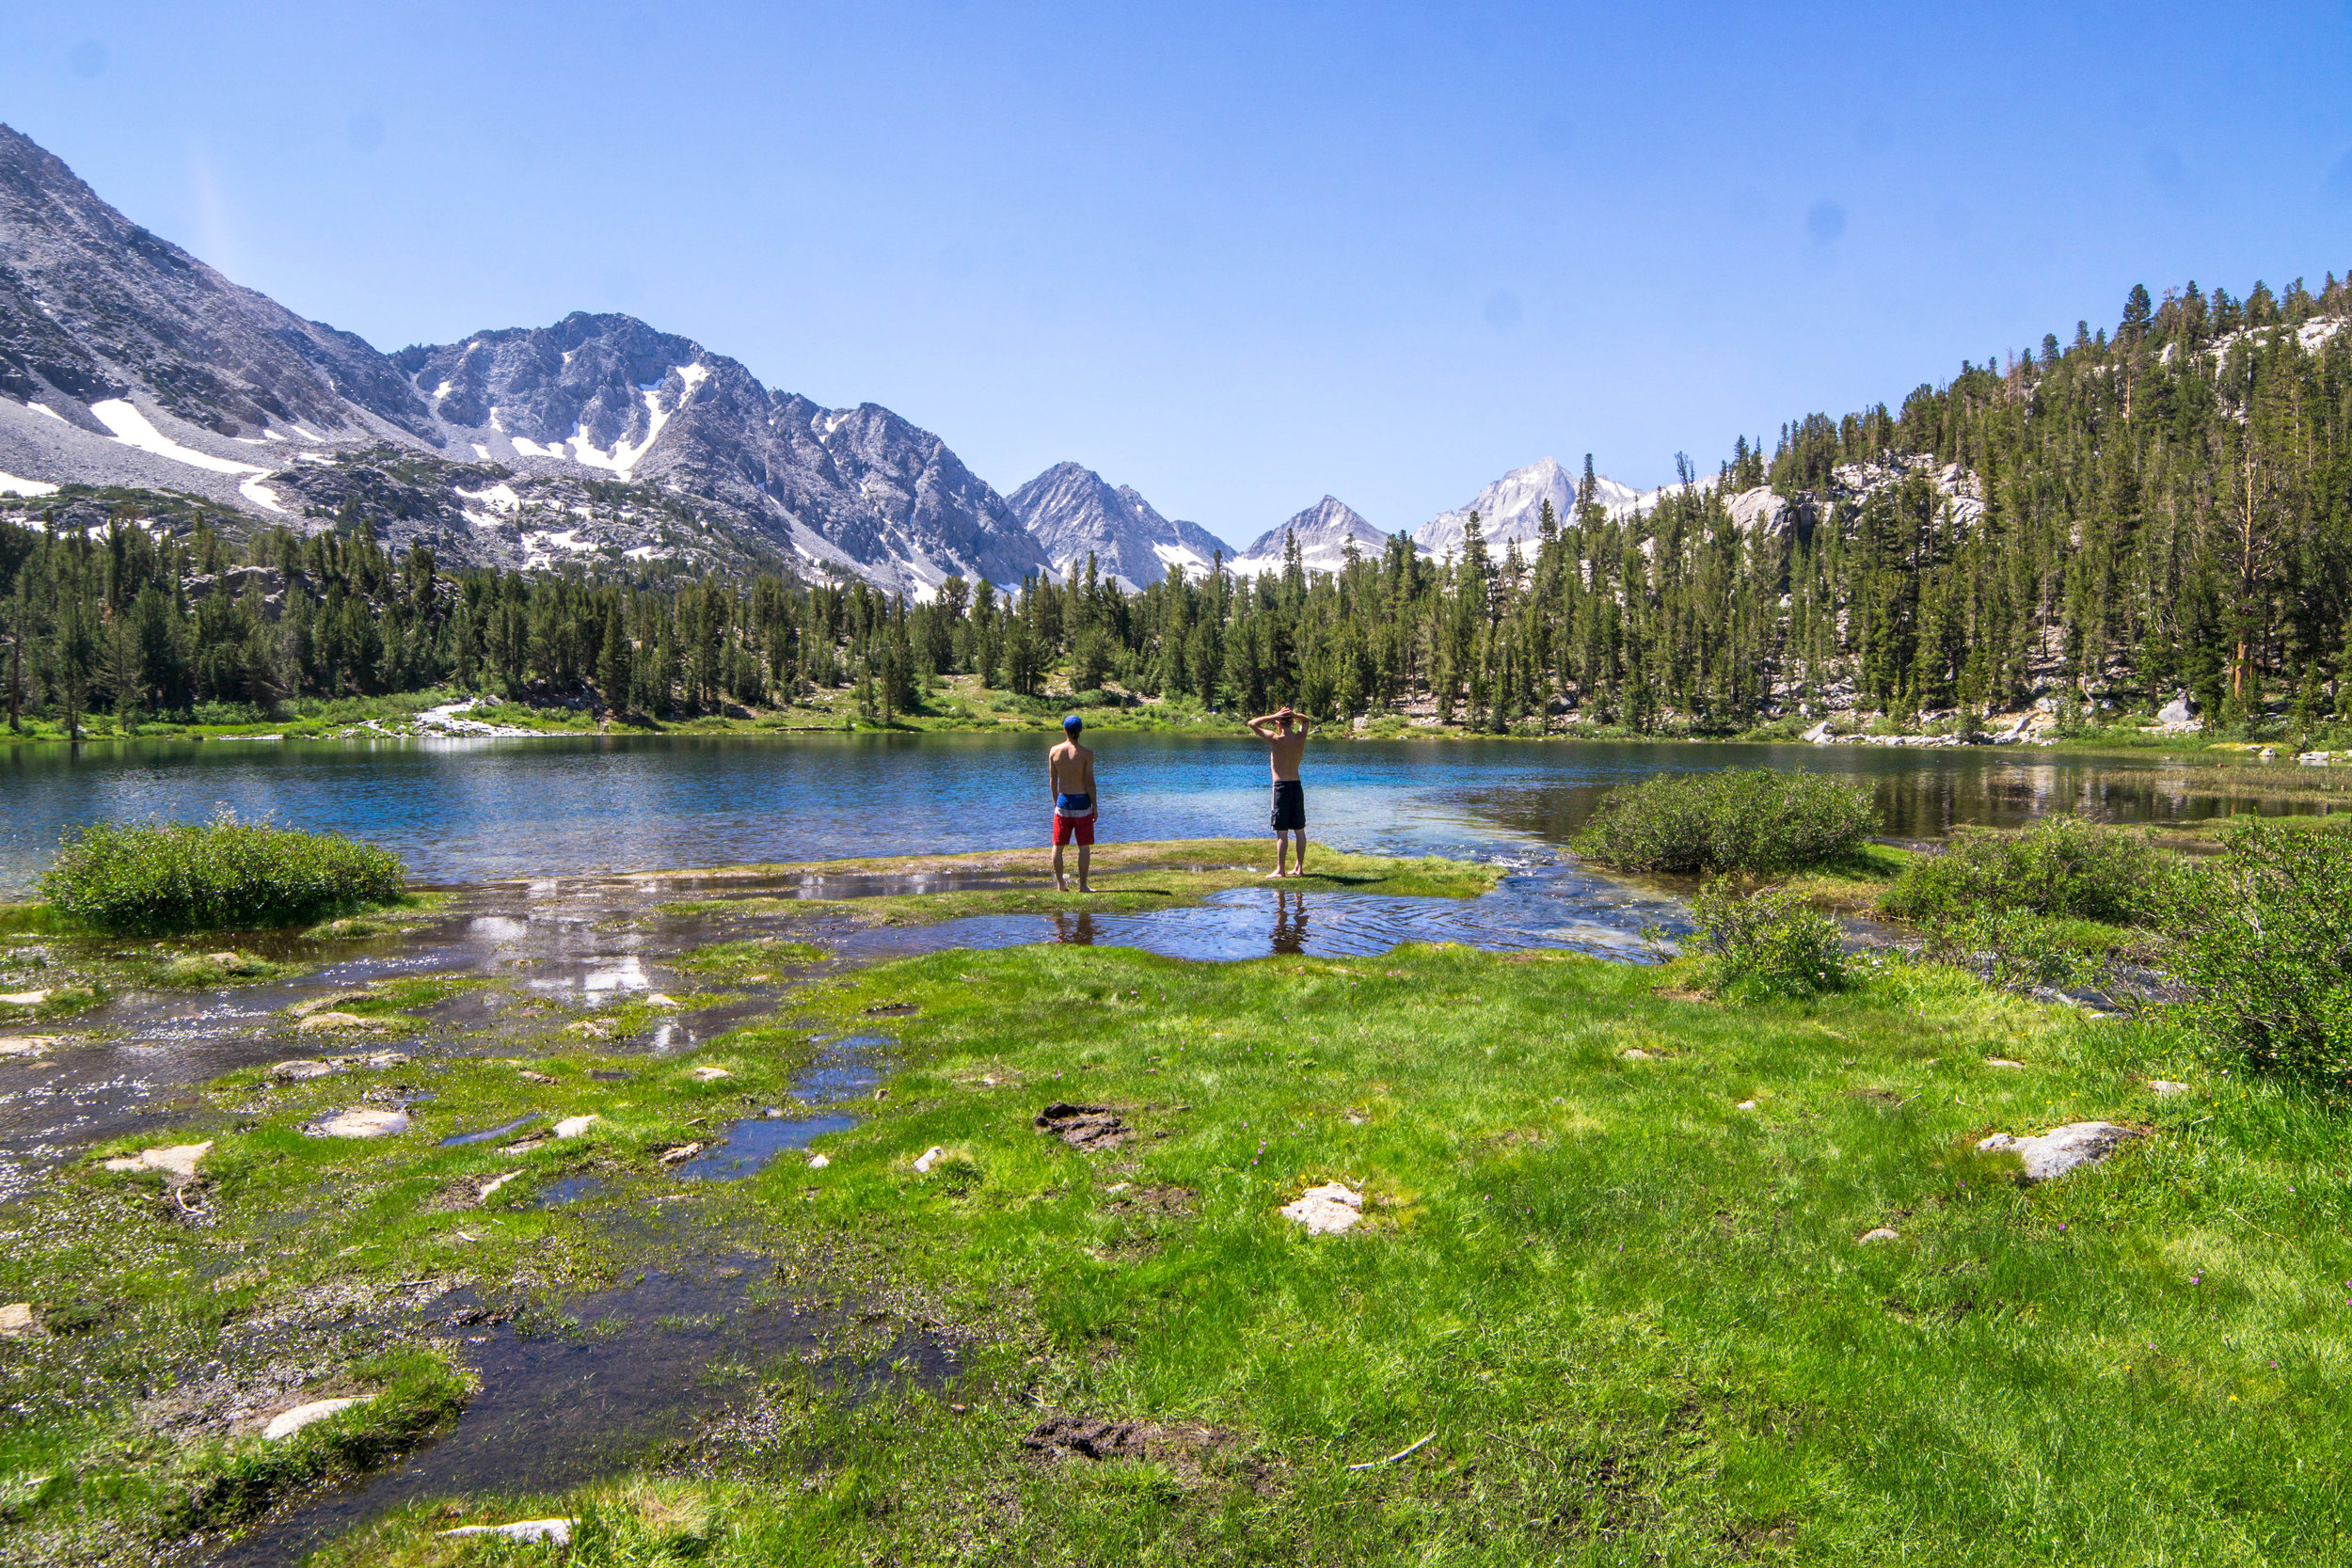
[9,2,2352,546]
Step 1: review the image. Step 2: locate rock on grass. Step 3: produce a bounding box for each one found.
[1977,1121,2145,1183]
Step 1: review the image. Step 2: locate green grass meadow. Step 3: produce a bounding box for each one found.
[7,938,2335,1564]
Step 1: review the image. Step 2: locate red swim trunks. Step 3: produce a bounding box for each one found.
[1053,813,1095,847]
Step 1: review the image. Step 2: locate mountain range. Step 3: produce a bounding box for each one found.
[0,122,1658,594]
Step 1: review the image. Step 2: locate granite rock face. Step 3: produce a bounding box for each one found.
[1007,462,1232,589]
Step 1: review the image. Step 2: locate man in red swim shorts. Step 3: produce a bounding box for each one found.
[1048,714,1097,892]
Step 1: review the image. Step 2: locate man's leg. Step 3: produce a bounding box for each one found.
[1293,826,1308,876]
[1077,841,1091,893]
[1053,836,1068,892]
[1272,830,1290,877]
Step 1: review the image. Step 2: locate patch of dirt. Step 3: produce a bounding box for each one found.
[864,1002,918,1017]
[1846,1088,1906,1106]
[1034,1101,1131,1150]
[1021,1414,1228,1465]
[1106,1184,1195,1216]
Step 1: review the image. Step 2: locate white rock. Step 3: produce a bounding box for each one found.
[477,1170,524,1200]
[1280,1181,1364,1235]
[439,1519,576,1545]
[1857,1227,1901,1244]
[689,1066,732,1082]
[0,1036,61,1058]
[0,1303,37,1338]
[806,1153,831,1169]
[308,1109,409,1139]
[0,990,52,1007]
[1619,1047,1657,1062]
[103,1141,214,1178]
[360,1052,412,1069]
[263,1396,371,1439]
[553,1114,600,1139]
[645,993,680,1008]
[2148,1079,2195,1097]
[2157,696,2197,726]
[296,1011,373,1033]
[1736,1099,1758,1110]
[1983,1057,2027,1069]
[913,1145,945,1174]
[270,1059,340,1082]
[1977,1121,2146,1184]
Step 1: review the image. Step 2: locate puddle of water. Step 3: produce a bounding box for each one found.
[527,1174,607,1208]
[675,1113,857,1180]
[437,1112,541,1148]
[210,1257,958,1567]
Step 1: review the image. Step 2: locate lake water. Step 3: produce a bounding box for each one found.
[1,732,2329,895]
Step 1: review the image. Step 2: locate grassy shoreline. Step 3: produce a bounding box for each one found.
[9,675,2352,774]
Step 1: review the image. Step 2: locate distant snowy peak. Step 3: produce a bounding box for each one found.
[393,313,1049,594]
[1007,462,1232,589]
[1415,456,1647,557]
[1228,495,1392,578]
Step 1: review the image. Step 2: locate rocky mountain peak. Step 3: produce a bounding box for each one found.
[1006,461,1231,589]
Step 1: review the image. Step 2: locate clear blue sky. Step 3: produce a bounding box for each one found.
[9,2,2352,545]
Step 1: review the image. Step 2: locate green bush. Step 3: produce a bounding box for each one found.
[2171,817,2352,1088]
[1882,816,2173,926]
[1686,881,1849,997]
[1577,768,1879,875]
[40,816,406,934]
[1919,909,2100,991]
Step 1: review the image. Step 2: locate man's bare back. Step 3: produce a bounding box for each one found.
[1246,706,1311,876]
[1048,717,1097,892]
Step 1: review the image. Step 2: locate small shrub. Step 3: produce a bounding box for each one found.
[40,816,406,934]
[1578,768,1879,875]
[1882,816,2173,926]
[1920,909,2099,991]
[1686,881,1849,997]
[2170,817,2352,1088]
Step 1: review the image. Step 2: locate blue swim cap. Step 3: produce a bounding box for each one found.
[1063,714,1083,733]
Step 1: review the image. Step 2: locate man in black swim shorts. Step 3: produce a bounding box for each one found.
[1247,705,1311,877]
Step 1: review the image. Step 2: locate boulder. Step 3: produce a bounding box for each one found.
[913,1145,945,1174]
[296,1012,373,1033]
[262,1396,371,1440]
[1280,1181,1364,1235]
[1977,1121,2145,1184]
[438,1519,576,1546]
[552,1114,600,1139]
[657,1142,704,1165]
[103,1141,213,1178]
[0,990,53,1007]
[270,1059,340,1082]
[360,1052,411,1069]
[307,1108,409,1139]
[806,1153,831,1169]
[0,1303,38,1338]
[2157,695,2197,725]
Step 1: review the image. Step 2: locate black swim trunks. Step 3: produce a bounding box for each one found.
[1270,779,1306,832]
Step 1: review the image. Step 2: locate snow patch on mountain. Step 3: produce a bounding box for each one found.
[1416,456,1646,557]
[1227,496,1391,578]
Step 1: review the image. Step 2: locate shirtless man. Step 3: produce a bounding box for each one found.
[1247,705,1311,877]
[1048,714,1097,893]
